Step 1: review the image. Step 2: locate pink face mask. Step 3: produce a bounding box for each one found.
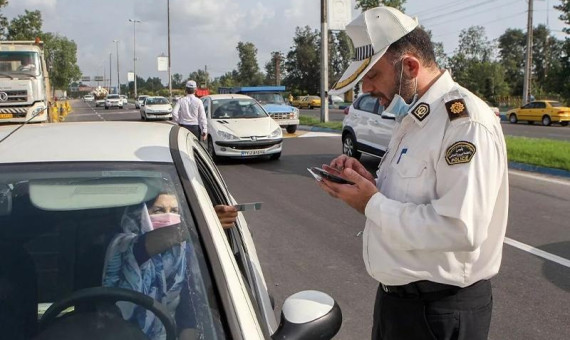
[149,213,181,229]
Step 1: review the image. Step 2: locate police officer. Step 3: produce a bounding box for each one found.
[318,6,509,340]
[172,80,207,141]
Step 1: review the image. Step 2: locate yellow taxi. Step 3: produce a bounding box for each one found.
[298,95,321,109]
[507,100,570,126]
[291,95,306,108]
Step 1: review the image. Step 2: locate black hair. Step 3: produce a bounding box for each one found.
[386,27,437,68]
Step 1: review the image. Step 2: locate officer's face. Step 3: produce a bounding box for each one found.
[362,55,416,107]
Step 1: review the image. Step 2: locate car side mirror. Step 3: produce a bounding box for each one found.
[272,290,341,340]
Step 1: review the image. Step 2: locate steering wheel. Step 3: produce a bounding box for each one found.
[38,287,177,340]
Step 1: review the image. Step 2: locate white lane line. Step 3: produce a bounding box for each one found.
[504,237,570,268]
[298,131,340,138]
[508,169,570,186]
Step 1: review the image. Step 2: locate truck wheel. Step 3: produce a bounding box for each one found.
[286,125,297,134]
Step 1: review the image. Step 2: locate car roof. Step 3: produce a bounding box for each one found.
[0,122,178,163]
[205,94,254,100]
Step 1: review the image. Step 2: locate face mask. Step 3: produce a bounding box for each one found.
[149,213,181,229]
[384,58,418,122]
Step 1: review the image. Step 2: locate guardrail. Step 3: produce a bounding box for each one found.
[49,100,71,122]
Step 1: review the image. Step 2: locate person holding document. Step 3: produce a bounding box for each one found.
[315,6,508,340]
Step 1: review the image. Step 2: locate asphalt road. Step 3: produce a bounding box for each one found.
[300,108,570,142]
[67,100,570,339]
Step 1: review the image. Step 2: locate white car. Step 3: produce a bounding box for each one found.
[140,96,172,120]
[135,95,148,109]
[0,122,342,339]
[105,94,123,109]
[95,98,105,107]
[342,93,395,159]
[83,94,94,102]
[120,95,128,106]
[201,94,283,161]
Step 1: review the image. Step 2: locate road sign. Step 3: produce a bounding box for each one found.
[94,76,104,82]
[157,56,168,72]
[127,72,134,82]
[81,76,91,82]
[328,0,352,31]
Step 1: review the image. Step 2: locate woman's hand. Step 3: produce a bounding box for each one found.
[215,205,238,229]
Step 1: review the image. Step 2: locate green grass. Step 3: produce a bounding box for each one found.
[299,115,343,130]
[505,136,570,171]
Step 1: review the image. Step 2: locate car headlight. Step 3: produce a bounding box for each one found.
[269,127,282,138]
[32,106,45,115]
[217,131,239,140]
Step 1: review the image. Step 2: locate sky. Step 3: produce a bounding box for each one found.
[3,0,568,87]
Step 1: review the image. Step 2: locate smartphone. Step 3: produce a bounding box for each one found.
[233,202,263,211]
[307,167,354,185]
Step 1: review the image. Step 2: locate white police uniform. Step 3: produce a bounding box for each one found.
[172,93,207,136]
[363,70,509,288]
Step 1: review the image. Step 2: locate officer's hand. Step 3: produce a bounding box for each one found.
[317,167,378,214]
[201,132,207,141]
[328,155,375,186]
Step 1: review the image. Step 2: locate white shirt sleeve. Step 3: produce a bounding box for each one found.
[364,120,506,252]
[197,100,207,134]
[172,100,181,123]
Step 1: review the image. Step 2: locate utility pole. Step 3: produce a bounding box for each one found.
[129,19,141,98]
[167,0,172,100]
[320,0,329,122]
[109,53,112,93]
[113,40,120,95]
[523,0,533,104]
[275,54,281,86]
[205,65,208,88]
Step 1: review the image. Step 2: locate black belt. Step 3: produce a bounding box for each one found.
[381,280,464,299]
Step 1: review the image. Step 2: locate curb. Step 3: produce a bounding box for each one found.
[296,125,570,179]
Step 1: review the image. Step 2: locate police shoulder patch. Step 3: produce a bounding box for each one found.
[445,98,469,121]
[445,141,476,166]
[411,102,430,121]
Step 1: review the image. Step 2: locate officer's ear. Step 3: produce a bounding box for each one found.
[402,56,420,79]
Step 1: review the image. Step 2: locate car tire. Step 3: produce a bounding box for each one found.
[561,122,569,126]
[269,152,281,160]
[308,105,312,109]
[342,132,361,160]
[207,137,220,162]
[286,125,297,134]
[105,106,109,110]
[509,114,518,124]
[542,115,551,126]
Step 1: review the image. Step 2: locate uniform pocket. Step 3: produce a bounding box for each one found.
[393,155,427,178]
[391,156,428,203]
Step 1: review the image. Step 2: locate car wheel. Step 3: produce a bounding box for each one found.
[308,105,312,109]
[542,115,551,126]
[207,137,220,162]
[269,152,281,160]
[286,125,297,134]
[509,114,518,124]
[561,122,569,126]
[105,106,109,110]
[342,132,361,160]
[140,112,146,121]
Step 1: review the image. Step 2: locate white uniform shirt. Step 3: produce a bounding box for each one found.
[363,71,509,287]
[172,94,207,134]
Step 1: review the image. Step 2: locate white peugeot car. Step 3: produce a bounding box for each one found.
[201,94,283,161]
[140,96,172,121]
[0,122,341,339]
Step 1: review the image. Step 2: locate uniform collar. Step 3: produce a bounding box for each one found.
[407,70,455,128]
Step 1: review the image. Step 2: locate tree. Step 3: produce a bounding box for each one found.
[497,28,525,96]
[283,26,321,95]
[42,33,82,93]
[264,51,285,86]
[236,41,264,85]
[355,0,406,12]
[329,30,352,86]
[6,9,42,40]
[0,0,8,40]
[188,69,210,88]
[555,0,570,34]
[171,73,184,89]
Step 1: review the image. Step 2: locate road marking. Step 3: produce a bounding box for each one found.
[298,131,340,138]
[505,237,570,268]
[508,169,570,186]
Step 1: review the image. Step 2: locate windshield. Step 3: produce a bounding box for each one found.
[0,51,41,76]
[249,93,285,105]
[147,97,169,105]
[107,94,119,99]
[0,162,227,339]
[211,98,268,119]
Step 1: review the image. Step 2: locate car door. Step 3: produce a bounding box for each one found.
[355,94,388,155]
[519,102,533,121]
[534,101,546,121]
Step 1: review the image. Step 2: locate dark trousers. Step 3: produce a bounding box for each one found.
[180,124,201,140]
[371,280,492,340]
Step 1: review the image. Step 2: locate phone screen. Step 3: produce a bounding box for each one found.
[308,167,354,185]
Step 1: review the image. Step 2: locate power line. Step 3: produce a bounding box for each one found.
[411,0,474,17]
[422,0,498,24]
[426,0,520,28]
[432,11,527,39]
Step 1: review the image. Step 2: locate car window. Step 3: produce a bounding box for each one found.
[522,103,533,109]
[535,102,546,109]
[147,97,169,105]
[550,101,562,107]
[202,98,210,118]
[211,98,268,119]
[0,162,227,339]
[356,95,378,113]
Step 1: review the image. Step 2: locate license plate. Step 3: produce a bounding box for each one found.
[0,113,13,119]
[241,150,265,156]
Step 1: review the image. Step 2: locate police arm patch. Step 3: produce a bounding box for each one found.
[411,102,430,121]
[445,98,469,121]
[445,141,476,165]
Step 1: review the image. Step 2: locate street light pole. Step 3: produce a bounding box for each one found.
[113,40,120,95]
[129,19,141,98]
[109,52,112,93]
[167,0,172,100]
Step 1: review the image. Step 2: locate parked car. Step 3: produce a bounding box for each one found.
[105,94,123,110]
[298,95,321,109]
[140,96,172,121]
[0,122,342,340]
[83,94,94,102]
[485,101,500,121]
[201,94,283,161]
[341,93,395,159]
[291,95,306,108]
[120,95,128,106]
[506,100,570,126]
[135,95,149,109]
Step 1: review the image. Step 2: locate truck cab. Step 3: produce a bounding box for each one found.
[0,40,51,124]
[218,86,299,133]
